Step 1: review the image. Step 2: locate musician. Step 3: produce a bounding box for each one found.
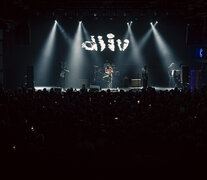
[168,62,175,88]
[103,61,114,88]
[59,61,69,88]
[142,65,148,89]
[105,65,114,75]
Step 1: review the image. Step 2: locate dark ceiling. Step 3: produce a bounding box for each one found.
[0,0,207,24]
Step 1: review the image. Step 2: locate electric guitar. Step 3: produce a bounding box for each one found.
[60,69,70,78]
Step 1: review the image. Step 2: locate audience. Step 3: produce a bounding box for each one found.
[0,86,207,168]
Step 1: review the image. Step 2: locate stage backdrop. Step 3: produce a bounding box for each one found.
[3,13,188,89]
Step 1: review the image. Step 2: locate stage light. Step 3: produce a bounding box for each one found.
[79,21,82,24]
[200,48,203,58]
[127,21,133,27]
[55,20,57,24]
[12,145,16,151]
[150,21,158,27]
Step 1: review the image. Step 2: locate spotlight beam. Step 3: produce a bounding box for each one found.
[56,22,72,44]
[128,25,153,67]
[35,21,57,85]
[66,22,84,88]
[151,23,179,69]
[81,23,91,40]
[115,23,152,76]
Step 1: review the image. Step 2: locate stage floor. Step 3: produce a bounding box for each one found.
[35,86,175,92]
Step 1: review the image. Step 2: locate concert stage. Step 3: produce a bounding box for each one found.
[35,86,175,92]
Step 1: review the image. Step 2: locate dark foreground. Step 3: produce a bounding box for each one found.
[1,87,207,169]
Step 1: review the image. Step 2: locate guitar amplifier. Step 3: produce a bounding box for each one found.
[131,79,142,87]
[90,85,100,92]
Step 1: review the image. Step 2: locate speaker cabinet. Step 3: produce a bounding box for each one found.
[131,79,142,87]
[181,65,190,88]
[190,70,201,90]
[90,84,100,92]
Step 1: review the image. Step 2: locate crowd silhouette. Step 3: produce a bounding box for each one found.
[0,86,207,168]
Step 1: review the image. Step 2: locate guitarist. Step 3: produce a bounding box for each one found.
[59,61,70,88]
[168,62,175,88]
